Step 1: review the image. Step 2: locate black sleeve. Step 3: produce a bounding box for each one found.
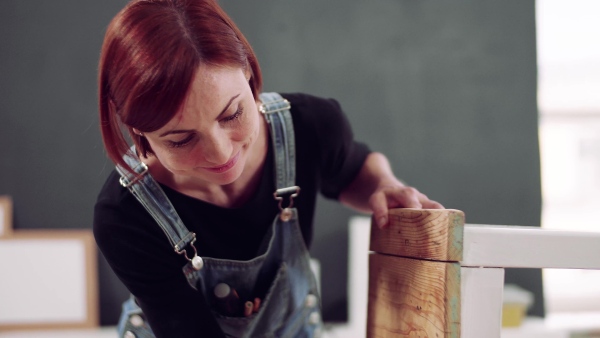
[93,172,225,338]
[284,93,370,199]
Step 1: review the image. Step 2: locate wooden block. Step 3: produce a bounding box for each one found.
[367,253,460,338]
[370,209,465,262]
[0,196,13,238]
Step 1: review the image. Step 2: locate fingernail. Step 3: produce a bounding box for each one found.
[377,216,387,228]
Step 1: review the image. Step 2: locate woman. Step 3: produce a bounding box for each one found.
[94,0,443,337]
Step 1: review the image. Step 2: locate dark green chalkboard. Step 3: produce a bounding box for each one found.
[0,0,542,324]
[221,0,542,320]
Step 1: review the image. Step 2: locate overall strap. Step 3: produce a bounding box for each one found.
[116,149,200,267]
[259,92,299,220]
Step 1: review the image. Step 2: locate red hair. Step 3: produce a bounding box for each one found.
[98,0,262,171]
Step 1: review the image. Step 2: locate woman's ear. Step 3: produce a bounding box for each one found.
[132,128,144,136]
[244,67,252,82]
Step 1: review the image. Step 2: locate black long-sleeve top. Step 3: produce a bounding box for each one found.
[93,93,371,338]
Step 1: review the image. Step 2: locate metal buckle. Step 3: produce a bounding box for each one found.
[119,162,149,188]
[174,234,197,256]
[274,186,300,221]
[175,235,204,270]
[259,99,291,114]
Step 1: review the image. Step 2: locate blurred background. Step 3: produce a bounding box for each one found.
[0,0,598,332]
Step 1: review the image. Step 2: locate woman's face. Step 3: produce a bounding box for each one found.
[141,65,262,187]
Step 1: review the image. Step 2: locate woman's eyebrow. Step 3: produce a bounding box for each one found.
[216,93,241,120]
[159,93,241,137]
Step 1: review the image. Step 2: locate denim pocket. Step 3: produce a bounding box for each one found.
[214,263,289,338]
[117,296,155,338]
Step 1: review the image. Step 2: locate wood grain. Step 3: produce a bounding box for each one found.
[367,253,460,338]
[0,195,12,238]
[370,209,465,262]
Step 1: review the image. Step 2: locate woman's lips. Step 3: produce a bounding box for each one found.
[203,152,240,173]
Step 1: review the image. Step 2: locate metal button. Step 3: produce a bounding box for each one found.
[304,294,317,308]
[124,331,136,338]
[308,311,321,325]
[129,314,144,327]
[192,255,204,270]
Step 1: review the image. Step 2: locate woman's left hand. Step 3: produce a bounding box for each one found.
[368,184,444,228]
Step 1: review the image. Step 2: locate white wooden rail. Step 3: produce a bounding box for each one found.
[356,209,600,338]
[462,224,600,269]
[461,223,600,337]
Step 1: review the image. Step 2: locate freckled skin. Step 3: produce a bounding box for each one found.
[139,65,268,206]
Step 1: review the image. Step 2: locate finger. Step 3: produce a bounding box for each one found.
[422,200,444,209]
[371,187,424,227]
[393,187,422,209]
[418,192,444,209]
[369,192,389,228]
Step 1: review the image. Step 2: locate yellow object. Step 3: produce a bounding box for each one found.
[502,303,528,327]
[501,284,534,328]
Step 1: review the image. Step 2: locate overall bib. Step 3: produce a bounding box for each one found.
[115,93,323,338]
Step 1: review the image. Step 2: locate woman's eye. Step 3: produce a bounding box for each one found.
[167,134,194,148]
[222,106,244,123]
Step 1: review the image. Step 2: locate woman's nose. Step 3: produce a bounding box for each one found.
[201,132,231,165]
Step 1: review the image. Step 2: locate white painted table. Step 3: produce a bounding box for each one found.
[2,218,598,338]
[349,216,600,338]
[461,223,600,338]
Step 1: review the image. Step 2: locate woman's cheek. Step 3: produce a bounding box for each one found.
[241,111,260,143]
[172,155,197,169]
[182,145,208,167]
[159,148,200,171]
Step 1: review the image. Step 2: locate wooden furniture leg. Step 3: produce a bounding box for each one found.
[367,209,465,338]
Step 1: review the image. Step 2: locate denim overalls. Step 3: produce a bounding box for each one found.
[115,93,323,338]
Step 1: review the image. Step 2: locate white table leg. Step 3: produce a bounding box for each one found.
[461,267,505,338]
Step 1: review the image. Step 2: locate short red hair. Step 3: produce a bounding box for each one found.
[98,0,262,171]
